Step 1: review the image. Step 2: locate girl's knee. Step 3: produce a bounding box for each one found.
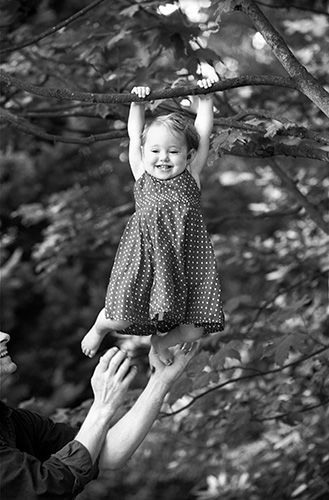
[180,324,203,342]
[115,319,132,329]
[107,318,132,330]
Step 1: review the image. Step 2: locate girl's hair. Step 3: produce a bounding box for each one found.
[141,112,200,151]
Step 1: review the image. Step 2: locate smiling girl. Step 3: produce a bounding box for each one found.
[81,79,225,363]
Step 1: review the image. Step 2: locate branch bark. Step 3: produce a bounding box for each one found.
[0,107,124,144]
[0,69,297,103]
[224,142,329,162]
[2,107,328,163]
[235,0,329,117]
[269,158,329,234]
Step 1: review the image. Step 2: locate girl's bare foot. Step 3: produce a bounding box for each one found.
[81,327,106,358]
[151,334,173,366]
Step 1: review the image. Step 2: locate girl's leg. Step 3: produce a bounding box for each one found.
[81,308,132,357]
[151,324,203,365]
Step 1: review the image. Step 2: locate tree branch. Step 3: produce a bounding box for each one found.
[269,158,329,234]
[0,69,298,103]
[161,346,329,417]
[255,399,329,422]
[235,0,329,117]
[0,107,124,144]
[2,107,327,163]
[0,0,107,54]
[255,0,329,18]
[221,142,329,162]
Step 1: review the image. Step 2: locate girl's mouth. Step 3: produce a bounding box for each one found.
[0,350,8,358]
[156,164,172,170]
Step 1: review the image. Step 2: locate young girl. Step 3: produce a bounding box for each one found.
[81,78,225,363]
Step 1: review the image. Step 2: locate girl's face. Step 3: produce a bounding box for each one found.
[142,123,193,180]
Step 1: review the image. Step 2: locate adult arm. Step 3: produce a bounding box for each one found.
[0,348,136,500]
[74,348,137,464]
[127,86,150,180]
[0,413,97,500]
[98,343,197,470]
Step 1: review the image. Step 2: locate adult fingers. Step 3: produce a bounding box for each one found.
[115,355,133,379]
[106,349,131,375]
[97,347,120,372]
[123,364,138,384]
[148,345,162,372]
[170,342,198,366]
[181,341,198,362]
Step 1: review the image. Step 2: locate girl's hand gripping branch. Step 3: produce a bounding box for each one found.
[189,76,218,178]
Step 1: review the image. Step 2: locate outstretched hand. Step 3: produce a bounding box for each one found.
[148,342,198,386]
[91,347,137,415]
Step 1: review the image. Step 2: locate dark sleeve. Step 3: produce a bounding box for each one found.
[0,408,99,500]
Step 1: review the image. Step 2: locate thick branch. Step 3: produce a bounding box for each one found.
[255,0,329,18]
[0,0,106,54]
[224,142,329,162]
[0,69,297,103]
[214,118,329,146]
[17,107,329,146]
[0,108,124,144]
[269,158,328,234]
[236,0,329,117]
[2,108,327,163]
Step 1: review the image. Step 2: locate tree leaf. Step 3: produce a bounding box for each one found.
[272,332,308,366]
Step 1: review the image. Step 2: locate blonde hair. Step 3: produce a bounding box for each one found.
[141,112,200,151]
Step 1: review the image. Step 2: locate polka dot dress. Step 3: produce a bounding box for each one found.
[105,169,225,335]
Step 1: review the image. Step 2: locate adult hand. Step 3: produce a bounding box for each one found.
[148,342,198,387]
[91,347,137,416]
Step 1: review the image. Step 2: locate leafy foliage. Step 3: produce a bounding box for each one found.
[0,1,328,499]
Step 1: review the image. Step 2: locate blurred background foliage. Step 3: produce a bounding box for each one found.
[0,0,328,499]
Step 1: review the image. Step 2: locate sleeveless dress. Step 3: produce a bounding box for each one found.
[105,169,225,335]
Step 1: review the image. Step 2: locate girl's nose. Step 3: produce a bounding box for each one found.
[159,151,169,161]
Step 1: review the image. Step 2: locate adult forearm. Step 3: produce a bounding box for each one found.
[99,375,168,469]
[75,403,113,464]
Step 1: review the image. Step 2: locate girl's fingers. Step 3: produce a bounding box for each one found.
[131,86,151,98]
[197,77,218,89]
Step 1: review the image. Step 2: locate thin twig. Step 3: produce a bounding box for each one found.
[0,0,107,54]
[161,346,329,417]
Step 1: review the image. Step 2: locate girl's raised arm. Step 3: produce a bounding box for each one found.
[190,78,216,179]
[127,86,150,180]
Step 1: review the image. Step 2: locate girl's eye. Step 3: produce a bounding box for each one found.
[170,150,179,154]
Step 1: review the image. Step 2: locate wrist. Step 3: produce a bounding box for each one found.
[88,401,117,425]
[147,372,171,400]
